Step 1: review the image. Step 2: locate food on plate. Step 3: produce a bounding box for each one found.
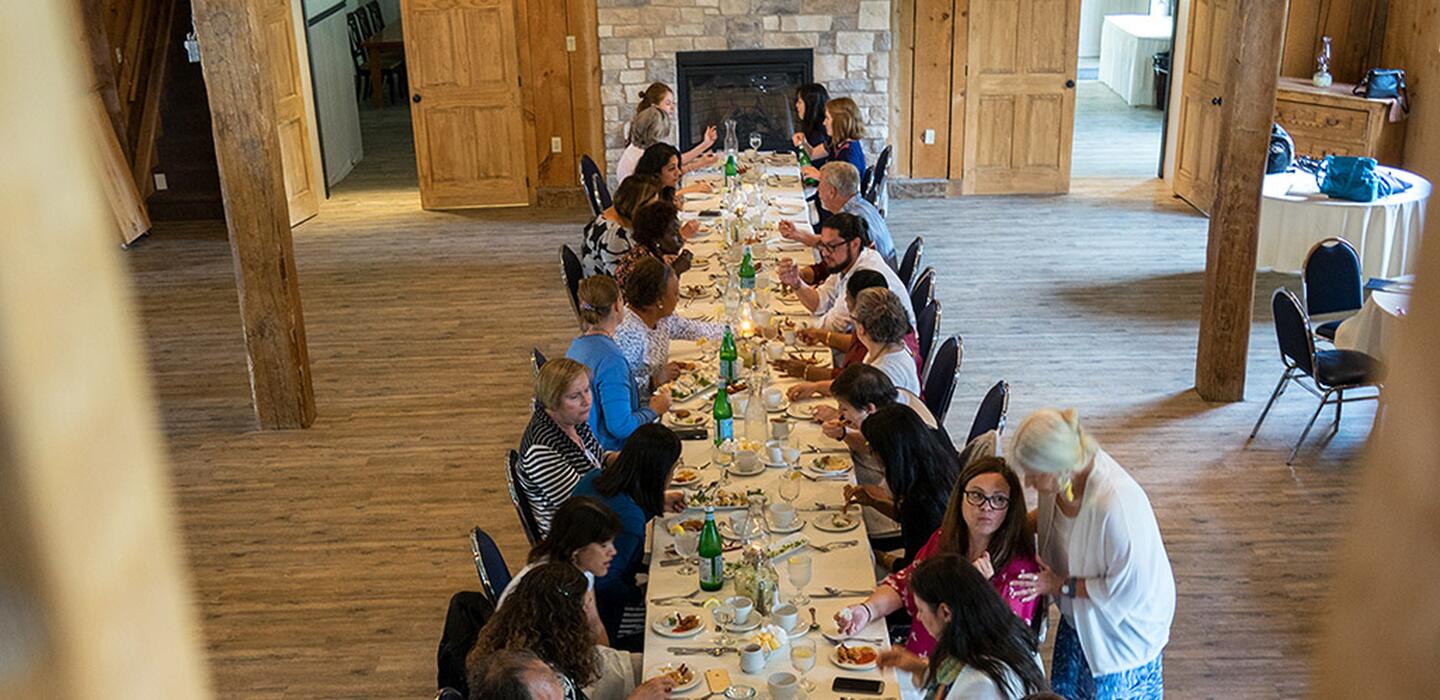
[753,630,783,652]
[664,612,703,633]
[788,351,823,365]
[681,284,710,298]
[673,361,696,371]
[674,409,692,419]
[725,381,749,394]
[830,512,857,529]
[779,318,798,330]
[836,644,878,665]
[672,468,700,483]
[669,371,716,400]
[652,664,694,686]
[813,455,850,472]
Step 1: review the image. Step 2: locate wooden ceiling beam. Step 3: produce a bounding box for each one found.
[190,0,316,429]
[1194,0,1288,402]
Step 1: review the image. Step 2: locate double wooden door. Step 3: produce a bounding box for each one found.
[258,0,321,226]
[1172,0,1232,215]
[961,0,1082,194]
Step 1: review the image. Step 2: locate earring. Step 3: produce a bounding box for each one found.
[1061,477,1075,503]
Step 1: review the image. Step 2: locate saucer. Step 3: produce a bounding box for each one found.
[767,518,805,534]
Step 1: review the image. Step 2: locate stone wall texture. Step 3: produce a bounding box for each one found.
[596,0,892,173]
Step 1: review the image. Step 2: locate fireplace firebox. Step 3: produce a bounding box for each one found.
[675,49,814,154]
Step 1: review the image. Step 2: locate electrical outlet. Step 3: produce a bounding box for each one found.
[153,173,168,191]
[566,35,577,52]
[550,137,563,153]
[923,129,936,145]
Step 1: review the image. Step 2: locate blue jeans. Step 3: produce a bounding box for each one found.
[1051,616,1164,699]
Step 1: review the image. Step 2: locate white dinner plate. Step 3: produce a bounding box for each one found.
[727,463,767,478]
[652,611,706,638]
[830,646,879,671]
[767,518,805,534]
[646,664,702,694]
[667,412,710,428]
[813,514,861,533]
[669,469,704,488]
[786,403,821,421]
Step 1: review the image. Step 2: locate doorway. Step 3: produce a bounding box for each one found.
[1071,0,1177,178]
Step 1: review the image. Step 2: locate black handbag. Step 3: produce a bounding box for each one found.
[1354,69,1409,112]
[1267,123,1294,174]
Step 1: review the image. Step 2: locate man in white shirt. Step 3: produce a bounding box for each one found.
[777,212,915,333]
[778,161,896,268]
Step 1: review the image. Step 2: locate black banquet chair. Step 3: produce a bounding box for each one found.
[897,236,923,290]
[580,155,612,216]
[909,266,935,313]
[922,334,963,424]
[863,144,892,212]
[1302,237,1363,341]
[531,348,548,376]
[559,244,584,325]
[1249,288,1383,464]
[915,299,941,378]
[966,380,1010,444]
[505,449,544,545]
[469,526,512,602]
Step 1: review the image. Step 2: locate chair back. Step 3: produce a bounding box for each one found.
[469,526,512,601]
[531,348,548,376]
[436,591,495,697]
[1301,237,1363,317]
[909,266,935,312]
[966,380,1010,444]
[897,236,923,289]
[1271,288,1317,378]
[352,7,375,37]
[922,334,963,424]
[864,145,892,206]
[915,299,940,375]
[559,244,583,323]
[505,449,543,545]
[345,13,368,65]
[366,0,385,29]
[580,155,611,215]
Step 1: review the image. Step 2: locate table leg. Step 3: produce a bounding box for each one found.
[368,44,384,108]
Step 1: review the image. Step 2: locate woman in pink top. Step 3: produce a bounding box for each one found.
[836,447,1039,657]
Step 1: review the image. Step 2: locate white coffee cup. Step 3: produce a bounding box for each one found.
[782,327,798,346]
[771,603,800,632]
[769,503,797,529]
[726,595,755,625]
[766,341,786,360]
[740,642,769,674]
[764,386,784,409]
[735,449,761,473]
[766,441,786,464]
[767,671,801,699]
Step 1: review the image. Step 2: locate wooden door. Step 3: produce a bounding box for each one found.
[402,0,531,209]
[1172,0,1232,215]
[259,0,322,225]
[961,0,1081,194]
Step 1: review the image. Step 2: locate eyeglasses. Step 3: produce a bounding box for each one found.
[817,238,852,253]
[963,490,1010,510]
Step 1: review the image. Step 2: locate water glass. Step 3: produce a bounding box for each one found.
[675,530,700,575]
[787,554,812,605]
[789,638,817,691]
[777,470,801,505]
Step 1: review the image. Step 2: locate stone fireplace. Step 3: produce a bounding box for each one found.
[676,49,813,152]
[597,0,892,176]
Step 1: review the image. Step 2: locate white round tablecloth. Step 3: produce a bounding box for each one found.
[1334,285,1410,365]
[1098,14,1173,107]
[1256,167,1430,279]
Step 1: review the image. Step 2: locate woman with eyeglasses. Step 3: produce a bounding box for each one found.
[836,440,1039,657]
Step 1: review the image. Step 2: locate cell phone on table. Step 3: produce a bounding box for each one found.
[832,677,885,695]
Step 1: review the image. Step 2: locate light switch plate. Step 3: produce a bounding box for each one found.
[566,36,577,52]
[923,128,936,145]
[153,173,168,191]
[550,137,563,153]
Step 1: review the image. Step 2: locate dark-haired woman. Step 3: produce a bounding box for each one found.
[791,82,831,164]
[634,143,710,201]
[571,424,686,649]
[857,404,957,570]
[498,497,622,641]
[878,554,1049,699]
[580,174,664,277]
[838,441,1040,656]
[468,562,603,700]
[612,200,692,292]
[614,256,722,393]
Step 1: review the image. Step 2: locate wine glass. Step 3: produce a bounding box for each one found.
[749,131,763,153]
[778,470,801,505]
[789,637,817,692]
[787,554,812,605]
[675,530,700,576]
[713,603,737,646]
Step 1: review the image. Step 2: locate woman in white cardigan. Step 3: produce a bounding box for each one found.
[1008,408,1175,700]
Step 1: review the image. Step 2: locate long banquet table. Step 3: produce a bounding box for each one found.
[638,154,909,698]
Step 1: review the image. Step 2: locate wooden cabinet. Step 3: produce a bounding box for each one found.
[1273,77,1407,166]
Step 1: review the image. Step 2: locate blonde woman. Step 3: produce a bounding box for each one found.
[517,358,607,536]
[565,276,671,451]
[1008,409,1174,699]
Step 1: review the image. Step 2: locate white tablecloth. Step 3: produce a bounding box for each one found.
[1098,14,1172,107]
[1257,168,1431,279]
[1078,0,1148,57]
[1334,282,1411,364]
[641,155,912,698]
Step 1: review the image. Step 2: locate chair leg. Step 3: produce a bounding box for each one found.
[1334,389,1343,424]
[1250,370,1291,439]
[1288,390,1331,465]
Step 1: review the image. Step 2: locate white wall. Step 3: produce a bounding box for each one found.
[303,0,364,188]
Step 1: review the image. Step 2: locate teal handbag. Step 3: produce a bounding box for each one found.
[1319,156,1380,202]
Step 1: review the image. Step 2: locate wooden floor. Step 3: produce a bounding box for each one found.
[1072,80,1166,179]
[125,104,1371,698]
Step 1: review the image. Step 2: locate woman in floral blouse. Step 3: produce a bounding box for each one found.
[613,255,721,393]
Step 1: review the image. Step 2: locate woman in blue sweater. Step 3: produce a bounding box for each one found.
[566,276,671,451]
[572,423,686,651]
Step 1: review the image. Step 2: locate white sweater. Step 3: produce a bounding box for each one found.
[1036,450,1176,675]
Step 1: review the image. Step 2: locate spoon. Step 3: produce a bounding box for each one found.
[807,607,821,634]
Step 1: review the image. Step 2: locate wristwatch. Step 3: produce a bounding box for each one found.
[1060,576,1078,598]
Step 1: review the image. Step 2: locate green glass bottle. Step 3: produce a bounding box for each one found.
[724,153,738,190]
[796,146,819,187]
[712,378,734,445]
[698,506,725,591]
[738,245,756,291]
[719,324,738,384]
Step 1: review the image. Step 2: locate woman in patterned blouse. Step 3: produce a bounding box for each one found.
[611,199,692,293]
[579,174,663,277]
[516,358,607,537]
[614,256,722,393]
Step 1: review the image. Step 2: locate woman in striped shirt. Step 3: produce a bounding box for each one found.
[517,357,607,537]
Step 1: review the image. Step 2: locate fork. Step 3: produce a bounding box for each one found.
[650,588,701,604]
[666,646,736,657]
[810,539,859,553]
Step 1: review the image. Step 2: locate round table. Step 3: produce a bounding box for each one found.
[1334,283,1410,365]
[1256,166,1430,279]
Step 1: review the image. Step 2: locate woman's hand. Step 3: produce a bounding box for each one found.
[821,418,847,441]
[787,382,822,400]
[771,358,808,379]
[811,404,840,423]
[701,125,718,148]
[844,483,887,508]
[663,489,687,513]
[629,676,677,700]
[659,361,684,385]
[796,327,827,346]
[833,603,872,635]
[972,550,995,580]
[649,387,673,416]
[1012,556,1062,602]
[877,647,928,676]
[679,219,700,240]
[801,165,820,181]
[792,132,806,148]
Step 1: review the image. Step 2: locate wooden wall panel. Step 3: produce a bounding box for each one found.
[893,0,915,177]
[946,0,969,180]
[1281,0,1384,85]
[567,0,605,176]
[525,0,574,187]
[1383,0,1438,189]
[910,0,955,177]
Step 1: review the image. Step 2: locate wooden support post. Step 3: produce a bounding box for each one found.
[0,1,211,697]
[1193,0,1288,402]
[191,0,316,428]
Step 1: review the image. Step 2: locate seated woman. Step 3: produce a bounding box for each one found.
[839,443,1041,657]
[790,82,831,165]
[787,287,921,399]
[498,497,622,639]
[470,561,654,700]
[634,143,711,203]
[571,423,686,650]
[566,276,671,451]
[856,404,958,572]
[517,358,606,537]
[614,256,722,392]
[633,81,717,172]
[615,106,666,182]
[801,97,866,222]
[612,200,692,292]
[580,174,663,277]
[877,554,1049,699]
[777,271,922,383]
